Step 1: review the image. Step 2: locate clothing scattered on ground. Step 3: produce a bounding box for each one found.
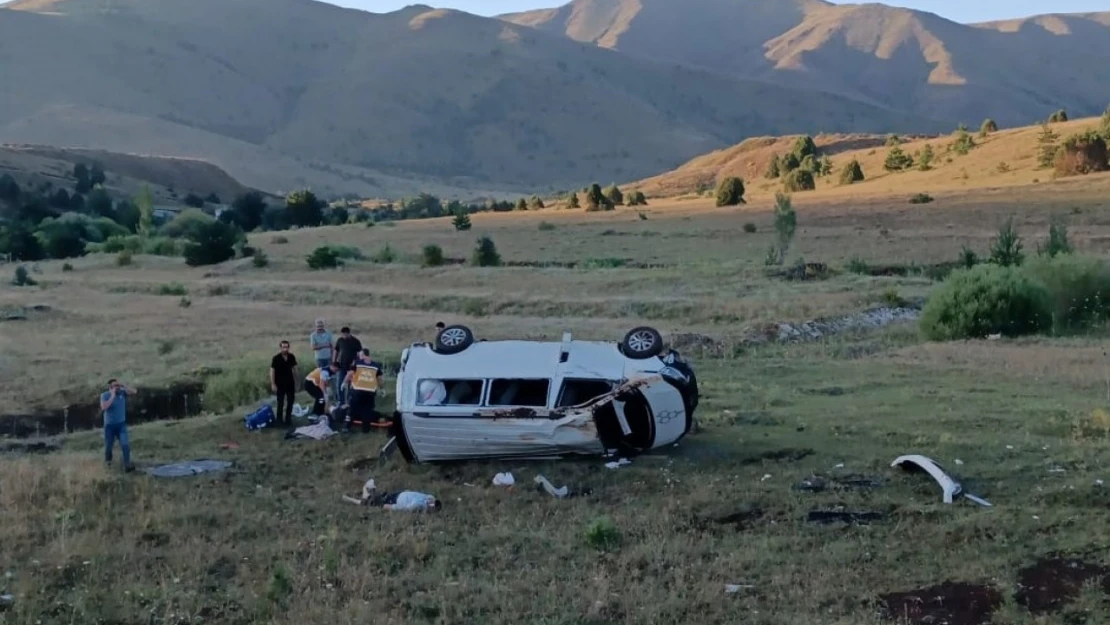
[370,490,439,511]
[144,460,233,478]
[288,421,336,440]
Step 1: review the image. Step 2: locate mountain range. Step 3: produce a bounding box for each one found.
[0,0,1107,198]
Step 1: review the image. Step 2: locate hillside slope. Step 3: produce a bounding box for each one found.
[631,116,1110,200]
[0,143,254,205]
[502,0,1110,126]
[0,0,932,198]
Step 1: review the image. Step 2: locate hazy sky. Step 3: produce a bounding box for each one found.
[342,0,1108,23]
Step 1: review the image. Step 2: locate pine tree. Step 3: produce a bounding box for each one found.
[1037,123,1059,169]
[765,154,782,179]
[567,193,580,209]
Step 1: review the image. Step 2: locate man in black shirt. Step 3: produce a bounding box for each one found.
[333,326,363,405]
[269,340,299,426]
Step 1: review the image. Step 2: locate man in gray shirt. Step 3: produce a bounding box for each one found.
[309,318,334,400]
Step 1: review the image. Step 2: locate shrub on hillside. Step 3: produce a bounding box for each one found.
[980,118,998,136]
[884,145,914,172]
[909,193,934,204]
[1049,109,1068,123]
[1054,131,1109,177]
[1023,255,1110,333]
[627,191,647,206]
[452,211,472,231]
[782,169,815,192]
[714,177,745,206]
[160,208,216,240]
[12,265,35,287]
[471,236,501,267]
[567,193,580,209]
[183,220,241,267]
[839,159,865,185]
[919,264,1052,340]
[306,245,341,269]
[989,217,1024,267]
[422,244,445,267]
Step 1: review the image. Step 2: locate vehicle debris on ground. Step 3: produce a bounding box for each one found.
[891,454,992,507]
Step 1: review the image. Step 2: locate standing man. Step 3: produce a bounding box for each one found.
[269,340,299,427]
[344,348,389,432]
[100,378,136,473]
[333,326,363,406]
[309,318,334,401]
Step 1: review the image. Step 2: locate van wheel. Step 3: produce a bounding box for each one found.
[622,326,664,359]
[435,324,474,354]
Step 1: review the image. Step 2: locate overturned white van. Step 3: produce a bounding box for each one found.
[385,324,699,463]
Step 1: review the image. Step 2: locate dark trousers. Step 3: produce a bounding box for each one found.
[349,390,377,430]
[275,384,295,425]
[304,380,326,416]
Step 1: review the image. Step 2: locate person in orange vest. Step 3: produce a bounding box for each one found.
[343,349,390,432]
[303,363,338,421]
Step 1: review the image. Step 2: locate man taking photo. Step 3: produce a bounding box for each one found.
[100,378,136,473]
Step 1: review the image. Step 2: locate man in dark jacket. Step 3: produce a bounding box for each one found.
[269,340,299,426]
[333,326,362,405]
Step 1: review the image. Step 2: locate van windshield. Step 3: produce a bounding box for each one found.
[488,379,549,407]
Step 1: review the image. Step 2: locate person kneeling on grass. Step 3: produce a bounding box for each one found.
[100,378,136,473]
[343,349,392,431]
[303,363,338,424]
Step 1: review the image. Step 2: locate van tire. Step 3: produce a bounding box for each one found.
[434,324,474,354]
[621,326,664,359]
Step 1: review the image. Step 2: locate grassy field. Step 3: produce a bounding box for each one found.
[3,186,1110,624]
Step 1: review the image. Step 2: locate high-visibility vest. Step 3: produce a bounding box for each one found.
[350,361,381,392]
[306,367,330,388]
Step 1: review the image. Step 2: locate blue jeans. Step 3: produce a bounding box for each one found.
[316,358,338,403]
[104,422,131,467]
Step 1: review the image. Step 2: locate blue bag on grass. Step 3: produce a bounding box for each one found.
[245,403,275,431]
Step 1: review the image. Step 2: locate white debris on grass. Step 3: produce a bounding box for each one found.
[492,472,515,487]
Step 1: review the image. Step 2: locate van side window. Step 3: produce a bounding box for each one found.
[556,379,615,407]
[488,379,550,407]
[417,379,484,405]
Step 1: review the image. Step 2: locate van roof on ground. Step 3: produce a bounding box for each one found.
[404,339,653,381]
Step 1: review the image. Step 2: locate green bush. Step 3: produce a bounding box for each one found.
[909,193,934,204]
[421,244,444,267]
[782,169,815,192]
[742,222,757,233]
[1024,255,1110,333]
[585,517,621,552]
[919,264,1052,340]
[183,220,241,267]
[331,245,365,261]
[538,221,555,231]
[306,246,341,269]
[116,250,133,266]
[252,250,269,268]
[846,257,870,274]
[471,236,501,267]
[371,245,396,264]
[715,177,745,206]
[156,282,188,296]
[12,265,35,286]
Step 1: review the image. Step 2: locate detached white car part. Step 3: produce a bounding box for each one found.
[384,325,699,463]
[891,454,992,507]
